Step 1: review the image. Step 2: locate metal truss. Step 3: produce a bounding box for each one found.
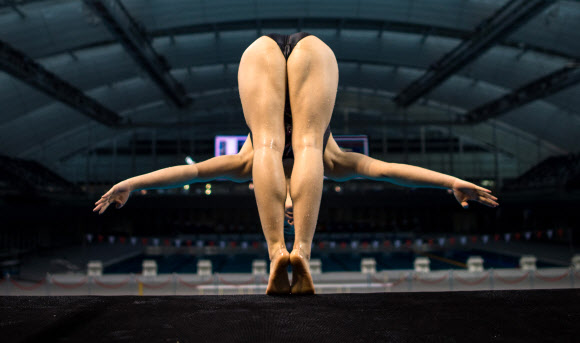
[84,0,191,108]
[393,0,555,107]
[461,63,580,124]
[0,40,122,126]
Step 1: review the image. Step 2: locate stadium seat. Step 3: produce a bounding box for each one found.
[519,255,537,271]
[414,257,430,273]
[467,256,484,272]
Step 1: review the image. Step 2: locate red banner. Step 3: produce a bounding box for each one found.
[52,277,88,289]
[454,272,490,286]
[371,273,408,287]
[137,276,172,289]
[218,276,256,286]
[494,271,529,284]
[414,273,448,284]
[534,270,570,282]
[94,277,131,289]
[10,278,46,291]
[177,276,215,288]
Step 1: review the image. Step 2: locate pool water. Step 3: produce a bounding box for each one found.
[104,249,560,274]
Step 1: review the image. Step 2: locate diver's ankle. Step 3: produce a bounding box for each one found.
[268,243,289,261]
[290,243,311,261]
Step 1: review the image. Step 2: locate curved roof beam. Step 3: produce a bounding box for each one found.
[394,0,555,107]
[23,87,565,167]
[1,44,570,128]
[45,115,553,179]
[36,17,577,62]
[83,0,191,108]
[3,0,578,60]
[462,63,580,123]
[0,39,122,126]
[4,61,573,158]
[1,23,573,127]
[1,0,26,18]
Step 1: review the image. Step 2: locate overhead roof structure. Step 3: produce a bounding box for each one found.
[0,39,122,126]
[461,63,580,124]
[393,0,555,107]
[83,0,191,108]
[0,0,579,181]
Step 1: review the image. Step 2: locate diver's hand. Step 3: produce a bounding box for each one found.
[93,180,134,214]
[451,179,499,209]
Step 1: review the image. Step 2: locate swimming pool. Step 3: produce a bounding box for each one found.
[104,248,560,274]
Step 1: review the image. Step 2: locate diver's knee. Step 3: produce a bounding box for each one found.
[252,134,285,154]
[292,134,323,153]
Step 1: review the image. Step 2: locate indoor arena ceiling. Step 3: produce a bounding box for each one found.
[0,0,579,169]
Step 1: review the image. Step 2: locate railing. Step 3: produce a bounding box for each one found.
[1,268,577,296]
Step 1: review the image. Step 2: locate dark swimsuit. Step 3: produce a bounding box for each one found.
[250,32,331,160]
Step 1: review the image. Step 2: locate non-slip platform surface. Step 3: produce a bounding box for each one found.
[1,289,579,342]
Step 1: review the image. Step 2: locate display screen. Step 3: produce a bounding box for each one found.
[214,135,248,157]
[214,135,369,157]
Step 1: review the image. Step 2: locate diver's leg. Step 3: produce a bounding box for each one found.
[238,36,289,294]
[287,35,339,294]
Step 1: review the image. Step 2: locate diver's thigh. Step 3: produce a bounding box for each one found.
[287,35,338,143]
[238,36,287,141]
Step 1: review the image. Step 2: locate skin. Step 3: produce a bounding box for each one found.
[93,133,499,293]
[94,35,499,295]
[237,36,291,294]
[285,36,339,295]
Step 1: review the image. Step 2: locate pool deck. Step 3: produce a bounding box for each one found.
[477,240,578,266]
[1,289,578,342]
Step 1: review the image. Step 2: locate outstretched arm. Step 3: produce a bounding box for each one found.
[93,134,254,214]
[323,135,498,208]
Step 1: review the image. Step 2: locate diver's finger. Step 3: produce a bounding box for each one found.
[479,197,499,207]
[99,202,111,215]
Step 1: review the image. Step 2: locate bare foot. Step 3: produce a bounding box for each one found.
[266,249,290,295]
[289,248,315,295]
